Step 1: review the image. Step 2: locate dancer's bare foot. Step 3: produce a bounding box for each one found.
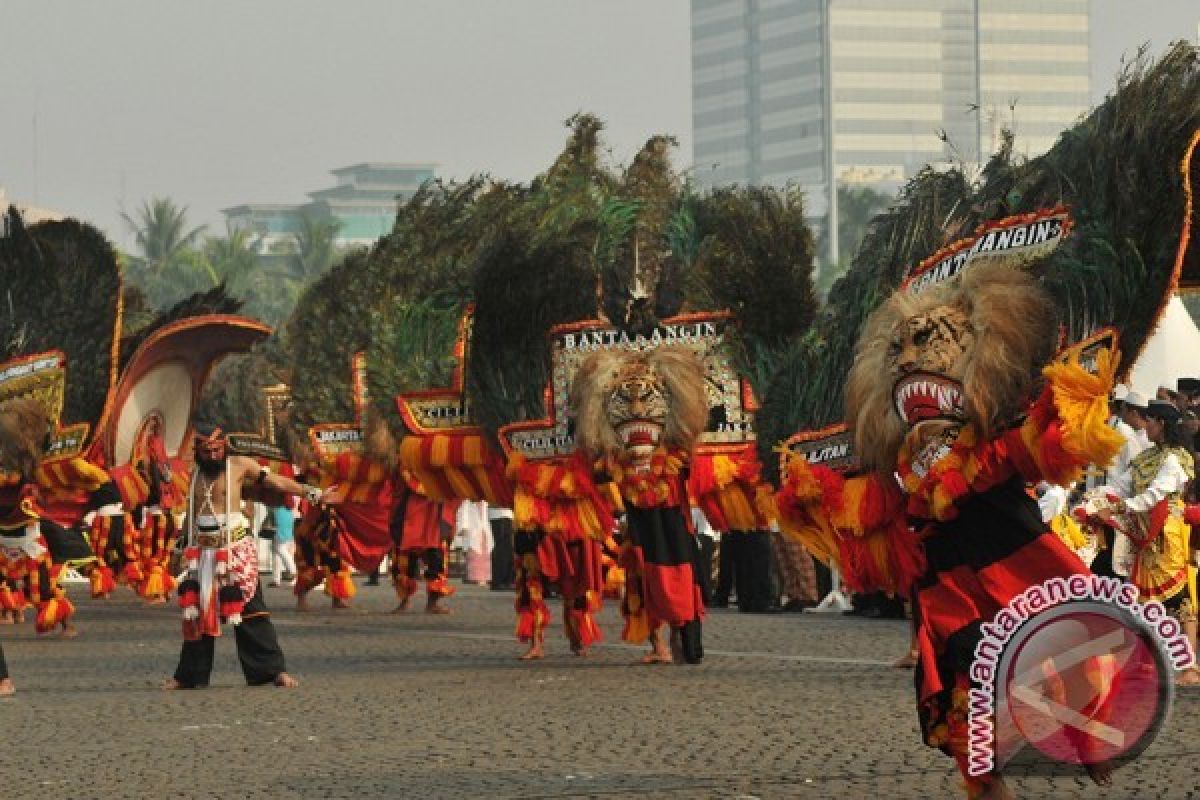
[295,595,313,613]
[13,611,25,625]
[0,614,11,625]
[161,678,192,690]
[892,649,919,669]
[519,643,545,660]
[146,595,167,606]
[638,648,673,665]
[570,642,590,657]
[977,775,1015,800]
[0,678,14,697]
[392,595,412,614]
[426,602,451,615]
[331,598,351,610]
[273,672,299,688]
[58,622,78,639]
[1175,666,1200,686]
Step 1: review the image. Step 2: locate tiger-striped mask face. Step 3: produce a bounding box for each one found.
[887,305,973,429]
[604,361,669,465]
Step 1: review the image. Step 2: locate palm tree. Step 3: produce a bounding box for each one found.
[285,212,341,283]
[203,223,262,293]
[837,185,891,261]
[121,197,207,278]
[119,197,210,309]
[812,186,894,299]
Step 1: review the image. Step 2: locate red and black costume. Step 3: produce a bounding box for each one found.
[778,358,1122,796]
[604,447,705,663]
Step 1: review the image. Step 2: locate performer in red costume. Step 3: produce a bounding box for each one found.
[390,474,454,614]
[780,264,1125,798]
[571,347,710,665]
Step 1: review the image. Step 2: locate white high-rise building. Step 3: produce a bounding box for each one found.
[691,0,1090,261]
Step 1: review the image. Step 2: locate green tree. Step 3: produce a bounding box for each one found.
[275,212,341,283]
[815,185,893,299]
[121,197,210,308]
[837,185,891,261]
[121,197,207,278]
[203,223,262,294]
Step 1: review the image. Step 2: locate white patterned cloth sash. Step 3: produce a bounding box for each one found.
[194,513,258,616]
[1,524,46,562]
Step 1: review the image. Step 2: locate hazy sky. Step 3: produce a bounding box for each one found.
[1,1,1196,246]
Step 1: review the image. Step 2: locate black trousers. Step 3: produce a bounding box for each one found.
[0,642,7,681]
[404,547,444,580]
[715,533,737,603]
[1090,527,1118,579]
[813,558,833,600]
[489,516,516,589]
[716,531,774,611]
[735,531,774,612]
[173,582,286,687]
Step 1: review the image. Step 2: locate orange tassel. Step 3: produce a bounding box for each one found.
[123,561,144,586]
[622,608,651,643]
[89,564,117,598]
[35,592,74,633]
[515,599,549,643]
[140,565,165,599]
[0,583,16,611]
[324,568,358,601]
[570,609,602,647]
[426,576,456,598]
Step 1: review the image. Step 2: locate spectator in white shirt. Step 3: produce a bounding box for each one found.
[456,501,493,585]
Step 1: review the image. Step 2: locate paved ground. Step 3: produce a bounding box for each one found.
[0,581,1197,799]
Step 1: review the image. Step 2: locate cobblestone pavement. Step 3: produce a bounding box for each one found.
[0,581,1196,799]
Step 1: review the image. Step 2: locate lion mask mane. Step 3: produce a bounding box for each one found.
[0,397,51,482]
[846,263,1058,473]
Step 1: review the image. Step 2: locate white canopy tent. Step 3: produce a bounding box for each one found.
[1129,295,1200,397]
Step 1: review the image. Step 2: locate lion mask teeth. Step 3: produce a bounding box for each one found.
[893,372,966,427]
[617,420,663,447]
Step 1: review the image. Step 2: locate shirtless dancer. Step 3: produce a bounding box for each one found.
[164,425,321,690]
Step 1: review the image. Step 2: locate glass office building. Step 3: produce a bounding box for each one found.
[691,0,1090,258]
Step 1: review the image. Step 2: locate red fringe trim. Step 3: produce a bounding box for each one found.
[89,564,117,598]
[515,600,549,643]
[426,577,455,598]
[568,608,603,648]
[35,592,74,633]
